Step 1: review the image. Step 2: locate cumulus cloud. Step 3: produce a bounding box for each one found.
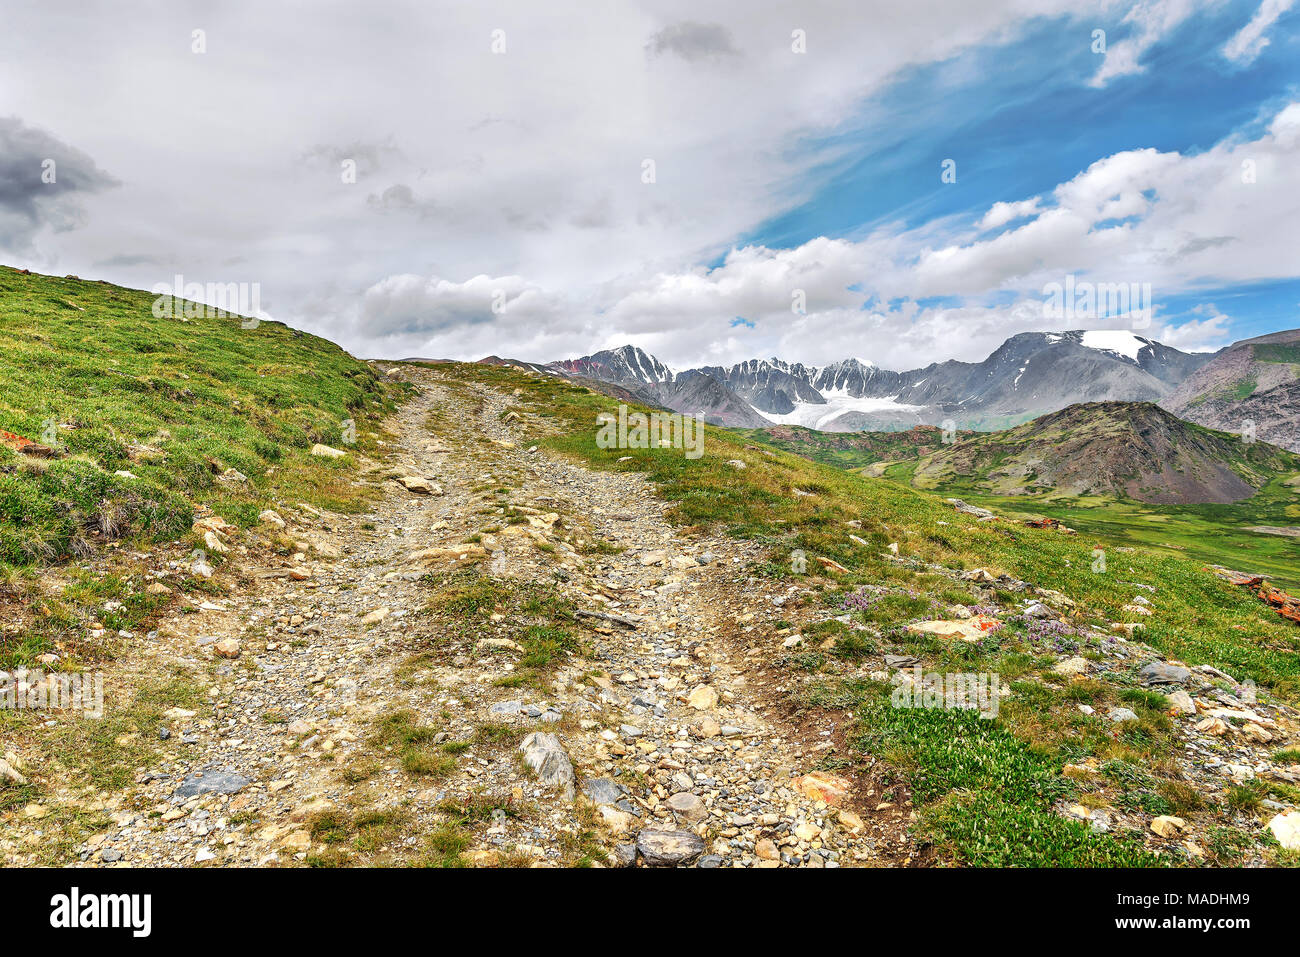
[356,98,1300,369]
[1,1,1293,372]
[979,198,1043,230]
[1152,307,1233,352]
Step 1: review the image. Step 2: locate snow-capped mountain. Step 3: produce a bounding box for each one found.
[540,331,1218,432]
[550,345,675,387]
[812,358,902,396]
[697,358,825,414]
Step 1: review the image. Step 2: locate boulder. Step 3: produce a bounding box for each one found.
[1267,812,1300,851]
[636,828,705,867]
[396,475,442,495]
[666,792,708,824]
[906,616,1002,643]
[519,732,575,799]
[686,685,718,710]
[1139,661,1191,685]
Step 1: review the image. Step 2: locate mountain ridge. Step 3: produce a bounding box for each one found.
[536,331,1221,432]
[910,401,1300,504]
[1162,328,1300,453]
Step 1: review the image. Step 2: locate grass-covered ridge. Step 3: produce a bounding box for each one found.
[743,407,1300,591]
[0,265,395,567]
[428,361,1300,866]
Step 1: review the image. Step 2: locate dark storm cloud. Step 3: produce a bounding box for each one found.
[646,22,740,61]
[0,116,118,247]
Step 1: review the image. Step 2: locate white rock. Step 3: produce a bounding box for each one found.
[1268,812,1300,851]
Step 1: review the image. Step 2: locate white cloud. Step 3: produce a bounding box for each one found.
[1223,0,1295,64]
[1151,305,1234,351]
[1,0,1293,373]
[361,98,1300,370]
[0,0,1120,345]
[979,198,1043,230]
[1089,0,1207,88]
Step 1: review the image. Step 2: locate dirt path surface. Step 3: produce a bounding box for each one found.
[2,366,917,868]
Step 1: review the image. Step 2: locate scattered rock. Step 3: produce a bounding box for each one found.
[1267,812,1300,851]
[1150,815,1186,838]
[360,607,390,626]
[907,616,1002,643]
[519,732,576,800]
[793,771,852,806]
[1052,656,1089,676]
[687,685,719,710]
[1139,661,1191,686]
[666,792,707,824]
[635,828,706,867]
[582,778,625,806]
[173,769,250,799]
[396,475,442,495]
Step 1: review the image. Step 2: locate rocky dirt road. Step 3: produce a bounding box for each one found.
[2,365,917,868]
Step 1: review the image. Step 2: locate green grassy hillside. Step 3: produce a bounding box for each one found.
[0,266,398,667]
[0,266,393,563]
[427,361,1300,867]
[734,423,976,472]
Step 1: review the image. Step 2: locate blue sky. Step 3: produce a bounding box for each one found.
[730,0,1300,349]
[4,0,1299,367]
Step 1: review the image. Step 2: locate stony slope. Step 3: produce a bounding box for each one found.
[5,358,1300,868]
[912,402,1300,504]
[0,365,912,868]
[1162,328,1300,453]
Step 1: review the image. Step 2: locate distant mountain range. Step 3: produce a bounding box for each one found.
[499,331,1216,432]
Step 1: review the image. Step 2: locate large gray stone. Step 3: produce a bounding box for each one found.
[582,777,625,806]
[1140,661,1191,685]
[173,768,250,799]
[666,792,707,824]
[519,732,575,799]
[636,828,706,867]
